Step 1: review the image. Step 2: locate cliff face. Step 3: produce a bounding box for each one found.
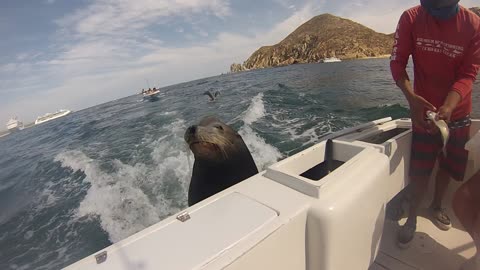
[231,8,480,72]
[231,14,393,72]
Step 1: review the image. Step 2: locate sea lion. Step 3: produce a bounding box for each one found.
[185,116,258,206]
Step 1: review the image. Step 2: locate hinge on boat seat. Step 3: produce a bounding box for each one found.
[95,251,107,264]
[177,212,190,222]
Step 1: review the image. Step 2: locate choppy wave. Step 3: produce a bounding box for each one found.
[55,119,190,243]
[239,93,283,170]
[243,93,266,125]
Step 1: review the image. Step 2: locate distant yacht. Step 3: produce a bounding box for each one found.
[6,117,24,132]
[321,57,342,63]
[35,109,71,125]
[142,88,161,101]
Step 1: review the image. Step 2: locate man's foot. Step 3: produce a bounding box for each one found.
[430,207,452,231]
[397,220,416,249]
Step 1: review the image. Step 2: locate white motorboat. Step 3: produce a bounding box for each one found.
[322,57,342,63]
[65,117,479,270]
[35,110,71,125]
[6,117,24,132]
[142,89,161,101]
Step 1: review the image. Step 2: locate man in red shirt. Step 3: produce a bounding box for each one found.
[391,0,480,249]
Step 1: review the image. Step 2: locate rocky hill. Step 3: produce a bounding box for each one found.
[231,14,393,72]
[231,8,480,72]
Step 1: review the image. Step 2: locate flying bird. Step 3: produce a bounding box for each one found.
[203,90,220,101]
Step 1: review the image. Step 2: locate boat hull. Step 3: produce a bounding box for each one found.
[64,118,480,270]
[142,91,161,101]
[35,110,71,125]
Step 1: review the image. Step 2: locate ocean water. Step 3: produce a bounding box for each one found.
[1,58,479,269]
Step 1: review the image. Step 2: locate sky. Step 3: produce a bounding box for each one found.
[0,0,478,125]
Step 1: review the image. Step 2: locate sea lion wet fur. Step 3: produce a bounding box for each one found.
[185,116,258,206]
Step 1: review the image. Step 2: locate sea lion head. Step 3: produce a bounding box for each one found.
[184,116,245,162]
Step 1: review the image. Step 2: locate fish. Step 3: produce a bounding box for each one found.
[426,111,450,157]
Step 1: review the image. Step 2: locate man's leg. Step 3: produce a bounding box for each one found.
[430,168,453,230]
[431,168,451,208]
[398,129,440,248]
[435,124,470,230]
[397,175,430,248]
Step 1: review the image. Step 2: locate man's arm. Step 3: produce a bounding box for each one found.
[391,11,436,129]
[437,22,480,121]
[390,11,413,85]
[396,76,416,104]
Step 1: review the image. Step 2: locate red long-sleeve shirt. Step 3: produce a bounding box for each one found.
[391,5,480,120]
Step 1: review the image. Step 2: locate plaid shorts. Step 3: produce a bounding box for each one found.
[410,117,471,181]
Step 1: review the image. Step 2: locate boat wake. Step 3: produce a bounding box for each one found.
[55,119,191,243]
[239,93,283,171]
[54,95,283,244]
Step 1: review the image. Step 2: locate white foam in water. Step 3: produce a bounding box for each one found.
[54,98,280,244]
[243,93,266,125]
[240,93,282,171]
[55,119,191,243]
[55,150,159,242]
[270,113,335,148]
[239,126,282,171]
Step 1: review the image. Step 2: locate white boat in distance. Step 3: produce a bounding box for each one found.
[35,109,71,125]
[6,117,24,132]
[321,57,342,63]
[142,89,161,101]
[65,117,480,270]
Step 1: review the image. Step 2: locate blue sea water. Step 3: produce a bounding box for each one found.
[0,58,479,269]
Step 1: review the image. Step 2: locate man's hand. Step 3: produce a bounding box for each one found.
[436,105,454,122]
[408,94,437,132]
[437,91,461,122]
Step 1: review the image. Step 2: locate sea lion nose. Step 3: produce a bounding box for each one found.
[187,125,197,135]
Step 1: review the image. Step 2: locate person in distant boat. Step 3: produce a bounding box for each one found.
[390,0,480,249]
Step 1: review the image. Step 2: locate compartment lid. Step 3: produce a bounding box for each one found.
[66,193,278,270]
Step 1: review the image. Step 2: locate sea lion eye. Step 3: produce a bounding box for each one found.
[215,125,224,131]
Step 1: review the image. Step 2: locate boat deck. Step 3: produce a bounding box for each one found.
[371,180,476,270]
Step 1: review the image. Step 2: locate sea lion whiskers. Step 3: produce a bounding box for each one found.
[196,130,234,158]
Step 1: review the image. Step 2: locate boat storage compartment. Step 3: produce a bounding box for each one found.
[264,140,389,198]
[305,150,390,270]
[359,127,409,144]
[65,193,278,270]
[264,139,390,269]
[338,119,412,200]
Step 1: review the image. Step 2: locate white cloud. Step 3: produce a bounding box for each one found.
[55,0,230,38]
[261,3,319,44]
[1,0,319,125]
[2,0,480,124]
